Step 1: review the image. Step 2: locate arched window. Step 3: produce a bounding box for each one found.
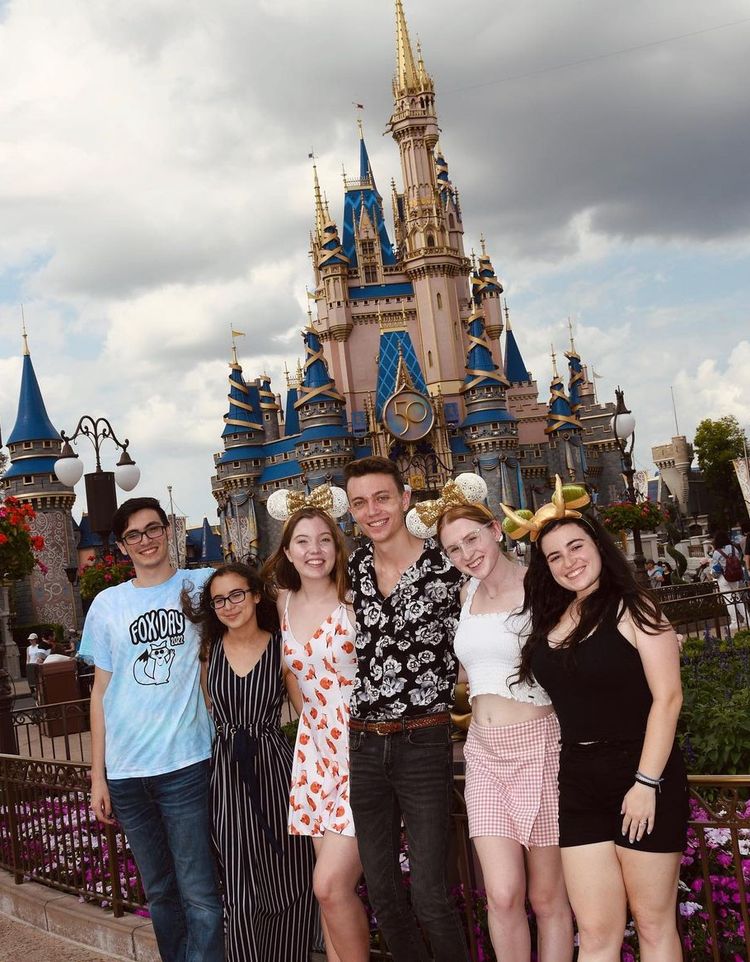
[426,234,435,248]
[449,214,455,229]
[428,350,433,366]
[436,292,443,309]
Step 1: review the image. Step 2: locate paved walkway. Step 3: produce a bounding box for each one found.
[0,911,122,961]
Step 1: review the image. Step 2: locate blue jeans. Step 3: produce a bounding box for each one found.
[349,724,470,962]
[108,760,224,962]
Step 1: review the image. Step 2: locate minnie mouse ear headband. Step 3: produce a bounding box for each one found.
[500,475,590,543]
[266,483,350,523]
[405,473,489,539]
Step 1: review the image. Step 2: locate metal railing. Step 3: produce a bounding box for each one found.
[0,758,747,959]
[0,754,145,917]
[11,699,91,761]
[681,776,750,962]
[658,583,750,639]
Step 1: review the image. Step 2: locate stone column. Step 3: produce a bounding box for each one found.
[0,583,21,681]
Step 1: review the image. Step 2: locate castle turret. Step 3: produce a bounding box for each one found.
[460,303,520,506]
[545,349,587,483]
[257,372,281,442]
[295,327,353,486]
[2,332,79,636]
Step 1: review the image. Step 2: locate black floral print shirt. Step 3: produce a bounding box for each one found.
[347,538,463,720]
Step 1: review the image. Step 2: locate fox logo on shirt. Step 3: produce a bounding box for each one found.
[133,642,175,685]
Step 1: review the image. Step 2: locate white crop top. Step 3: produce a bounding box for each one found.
[453,578,551,706]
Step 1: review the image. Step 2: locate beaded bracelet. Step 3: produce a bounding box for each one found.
[635,770,664,792]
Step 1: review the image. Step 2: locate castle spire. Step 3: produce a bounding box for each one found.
[312,162,327,241]
[295,327,344,407]
[394,0,420,94]
[504,304,531,384]
[545,350,581,435]
[462,305,509,391]
[6,333,61,446]
[222,349,263,438]
[564,318,584,415]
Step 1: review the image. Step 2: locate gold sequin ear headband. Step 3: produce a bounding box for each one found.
[405,473,489,539]
[266,483,350,523]
[500,475,590,542]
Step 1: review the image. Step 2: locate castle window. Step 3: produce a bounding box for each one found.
[426,234,435,248]
[233,461,241,468]
[283,452,289,460]
[42,441,52,448]
[428,350,433,367]
[361,240,375,256]
[436,292,442,309]
[364,265,378,284]
[449,214,456,229]
[23,475,33,485]
[23,442,32,450]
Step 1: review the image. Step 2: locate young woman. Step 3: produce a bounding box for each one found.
[515,508,688,962]
[264,505,370,962]
[434,501,573,962]
[182,563,316,962]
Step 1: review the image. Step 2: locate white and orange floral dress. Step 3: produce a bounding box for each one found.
[282,596,357,837]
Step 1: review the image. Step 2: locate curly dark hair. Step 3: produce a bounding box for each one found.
[517,514,663,685]
[181,562,279,663]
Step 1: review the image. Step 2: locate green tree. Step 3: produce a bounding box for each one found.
[693,416,746,529]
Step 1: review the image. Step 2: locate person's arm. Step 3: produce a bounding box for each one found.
[90,666,116,825]
[617,612,683,843]
[284,667,303,718]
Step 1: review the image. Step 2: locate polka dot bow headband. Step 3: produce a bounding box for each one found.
[266,483,350,523]
[405,473,489,539]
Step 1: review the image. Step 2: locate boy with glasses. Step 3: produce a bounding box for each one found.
[82,496,224,962]
[344,457,469,962]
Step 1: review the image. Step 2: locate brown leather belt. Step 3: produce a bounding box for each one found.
[349,712,451,736]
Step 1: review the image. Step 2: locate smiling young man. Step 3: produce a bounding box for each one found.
[344,457,469,962]
[82,497,224,962]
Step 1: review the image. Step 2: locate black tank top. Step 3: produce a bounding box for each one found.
[530,604,653,743]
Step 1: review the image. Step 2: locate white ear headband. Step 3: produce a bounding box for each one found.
[266,483,349,523]
[405,473,489,539]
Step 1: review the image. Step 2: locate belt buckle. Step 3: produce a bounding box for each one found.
[374,721,391,736]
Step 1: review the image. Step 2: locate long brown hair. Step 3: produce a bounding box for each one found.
[517,515,663,684]
[181,562,279,663]
[262,507,349,602]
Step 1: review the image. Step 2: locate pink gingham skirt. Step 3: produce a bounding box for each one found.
[463,713,561,848]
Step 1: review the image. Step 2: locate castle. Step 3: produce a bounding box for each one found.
[210,0,624,561]
[2,1,628,625]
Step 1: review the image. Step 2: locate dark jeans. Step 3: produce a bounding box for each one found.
[108,759,224,962]
[350,724,470,962]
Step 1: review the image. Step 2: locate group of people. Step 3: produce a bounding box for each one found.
[82,455,689,962]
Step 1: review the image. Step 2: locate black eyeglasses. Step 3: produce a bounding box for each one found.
[210,588,253,610]
[120,523,168,546]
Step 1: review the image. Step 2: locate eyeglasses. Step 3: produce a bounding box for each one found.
[210,588,253,610]
[443,521,495,560]
[120,523,168,546]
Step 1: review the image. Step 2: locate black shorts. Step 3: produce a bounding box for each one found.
[558,740,689,853]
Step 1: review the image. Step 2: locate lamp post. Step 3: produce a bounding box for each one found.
[610,388,649,588]
[54,416,140,551]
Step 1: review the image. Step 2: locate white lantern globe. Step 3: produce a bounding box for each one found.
[54,454,84,488]
[611,411,636,440]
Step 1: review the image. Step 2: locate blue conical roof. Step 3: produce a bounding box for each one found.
[566,350,584,414]
[463,309,508,390]
[222,357,263,437]
[284,386,300,436]
[296,328,344,407]
[504,327,530,384]
[7,352,61,445]
[545,371,581,434]
[342,133,396,268]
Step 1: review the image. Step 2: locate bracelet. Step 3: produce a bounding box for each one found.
[635,770,663,792]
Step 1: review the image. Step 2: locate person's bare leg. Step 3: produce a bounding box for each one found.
[618,848,682,962]
[312,832,369,962]
[561,842,627,962]
[472,837,531,960]
[525,845,574,961]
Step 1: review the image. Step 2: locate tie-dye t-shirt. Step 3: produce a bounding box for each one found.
[81,568,213,779]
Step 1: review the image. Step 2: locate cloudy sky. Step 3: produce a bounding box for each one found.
[1,0,748,526]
